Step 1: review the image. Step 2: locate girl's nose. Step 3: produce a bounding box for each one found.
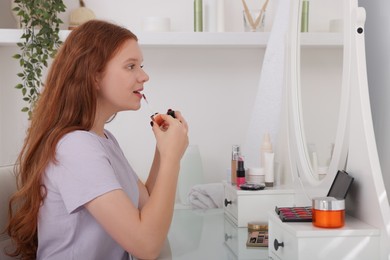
[140,69,149,83]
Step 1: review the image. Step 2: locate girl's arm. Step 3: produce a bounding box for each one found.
[85,113,188,260]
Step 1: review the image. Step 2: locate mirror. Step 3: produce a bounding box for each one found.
[285,0,390,255]
[297,0,345,181]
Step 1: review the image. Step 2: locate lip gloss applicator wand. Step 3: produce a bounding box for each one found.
[142,94,175,126]
[142,94,157,115]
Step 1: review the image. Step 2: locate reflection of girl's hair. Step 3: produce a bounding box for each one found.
[6,20,138,259]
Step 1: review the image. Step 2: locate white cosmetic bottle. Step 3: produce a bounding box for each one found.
[264,152,274,187]
[260,132,273,167]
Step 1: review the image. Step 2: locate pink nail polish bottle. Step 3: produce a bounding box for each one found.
[236,157,246,188]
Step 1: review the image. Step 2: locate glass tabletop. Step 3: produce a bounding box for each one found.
[158,208,268,260]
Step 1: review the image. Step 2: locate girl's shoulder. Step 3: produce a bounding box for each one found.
[61,130,98,142]
[57,130,103,151]
[58,130,120,150]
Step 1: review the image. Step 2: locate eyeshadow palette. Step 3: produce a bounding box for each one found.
[246,230,269,247]
[275,206,313,222]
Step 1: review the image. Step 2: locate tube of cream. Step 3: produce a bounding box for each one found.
[264,152,274,187]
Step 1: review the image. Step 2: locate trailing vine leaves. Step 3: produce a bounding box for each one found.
[12,0,66,119]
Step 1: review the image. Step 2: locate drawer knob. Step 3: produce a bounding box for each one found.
[224,233,232,242]
[274,239,284,251]
[224,198,232,207]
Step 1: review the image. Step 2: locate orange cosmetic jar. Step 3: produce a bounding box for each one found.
[312,197,345,228]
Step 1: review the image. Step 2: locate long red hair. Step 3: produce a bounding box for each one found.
[5,20,137,260]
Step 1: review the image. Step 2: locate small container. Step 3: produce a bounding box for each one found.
[247,167,265,184]
[247,222,268,247]
[243,9,266,32]
[312,197,345,228]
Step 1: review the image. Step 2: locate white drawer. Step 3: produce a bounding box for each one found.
[268,213,298,260]
[223,182,239,221]
[223,182,294,227]
[268,211,381,260]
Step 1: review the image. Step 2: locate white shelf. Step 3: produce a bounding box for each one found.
[0,29,23,46]
[269,211,380,238]
[138,32,270,48]
[0,29,343,48]
[0,29,269,48]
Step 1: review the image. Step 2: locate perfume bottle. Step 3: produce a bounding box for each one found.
[231,145,241,184]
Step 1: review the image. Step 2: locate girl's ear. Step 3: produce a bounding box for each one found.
[94,73,102,90]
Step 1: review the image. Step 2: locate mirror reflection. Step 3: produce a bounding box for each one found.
[299,0,344,180]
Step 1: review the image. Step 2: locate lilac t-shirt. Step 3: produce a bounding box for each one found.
[37,130,139,260]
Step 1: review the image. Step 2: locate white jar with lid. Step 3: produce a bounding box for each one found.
[247,168,265,184]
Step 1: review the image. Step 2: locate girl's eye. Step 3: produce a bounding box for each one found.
[127,64,144,70]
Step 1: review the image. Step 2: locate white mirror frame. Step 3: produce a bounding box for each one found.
[286,0,351,198]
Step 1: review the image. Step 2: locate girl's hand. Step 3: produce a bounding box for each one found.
[151,111,189,162]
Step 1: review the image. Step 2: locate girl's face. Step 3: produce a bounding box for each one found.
[97,39,149,114]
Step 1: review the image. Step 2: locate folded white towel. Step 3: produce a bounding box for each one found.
[187,182,224,209]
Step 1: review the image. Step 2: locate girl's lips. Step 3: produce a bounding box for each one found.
[133,90,143,98]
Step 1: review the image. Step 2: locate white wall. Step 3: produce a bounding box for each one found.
[0,47,29,166]
[0,0,349,184]
[0,0,270,183]
[0,0,16,29]
[358,0,390,200]
[104,47,264,182]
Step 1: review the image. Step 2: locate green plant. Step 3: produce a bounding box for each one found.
[12,0,66,118]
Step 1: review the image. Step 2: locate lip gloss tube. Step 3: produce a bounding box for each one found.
[151,110,176,127]
[236,157,246,188]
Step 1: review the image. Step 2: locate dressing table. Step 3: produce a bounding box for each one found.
[164,0,390,259]
[268,0,390,259]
